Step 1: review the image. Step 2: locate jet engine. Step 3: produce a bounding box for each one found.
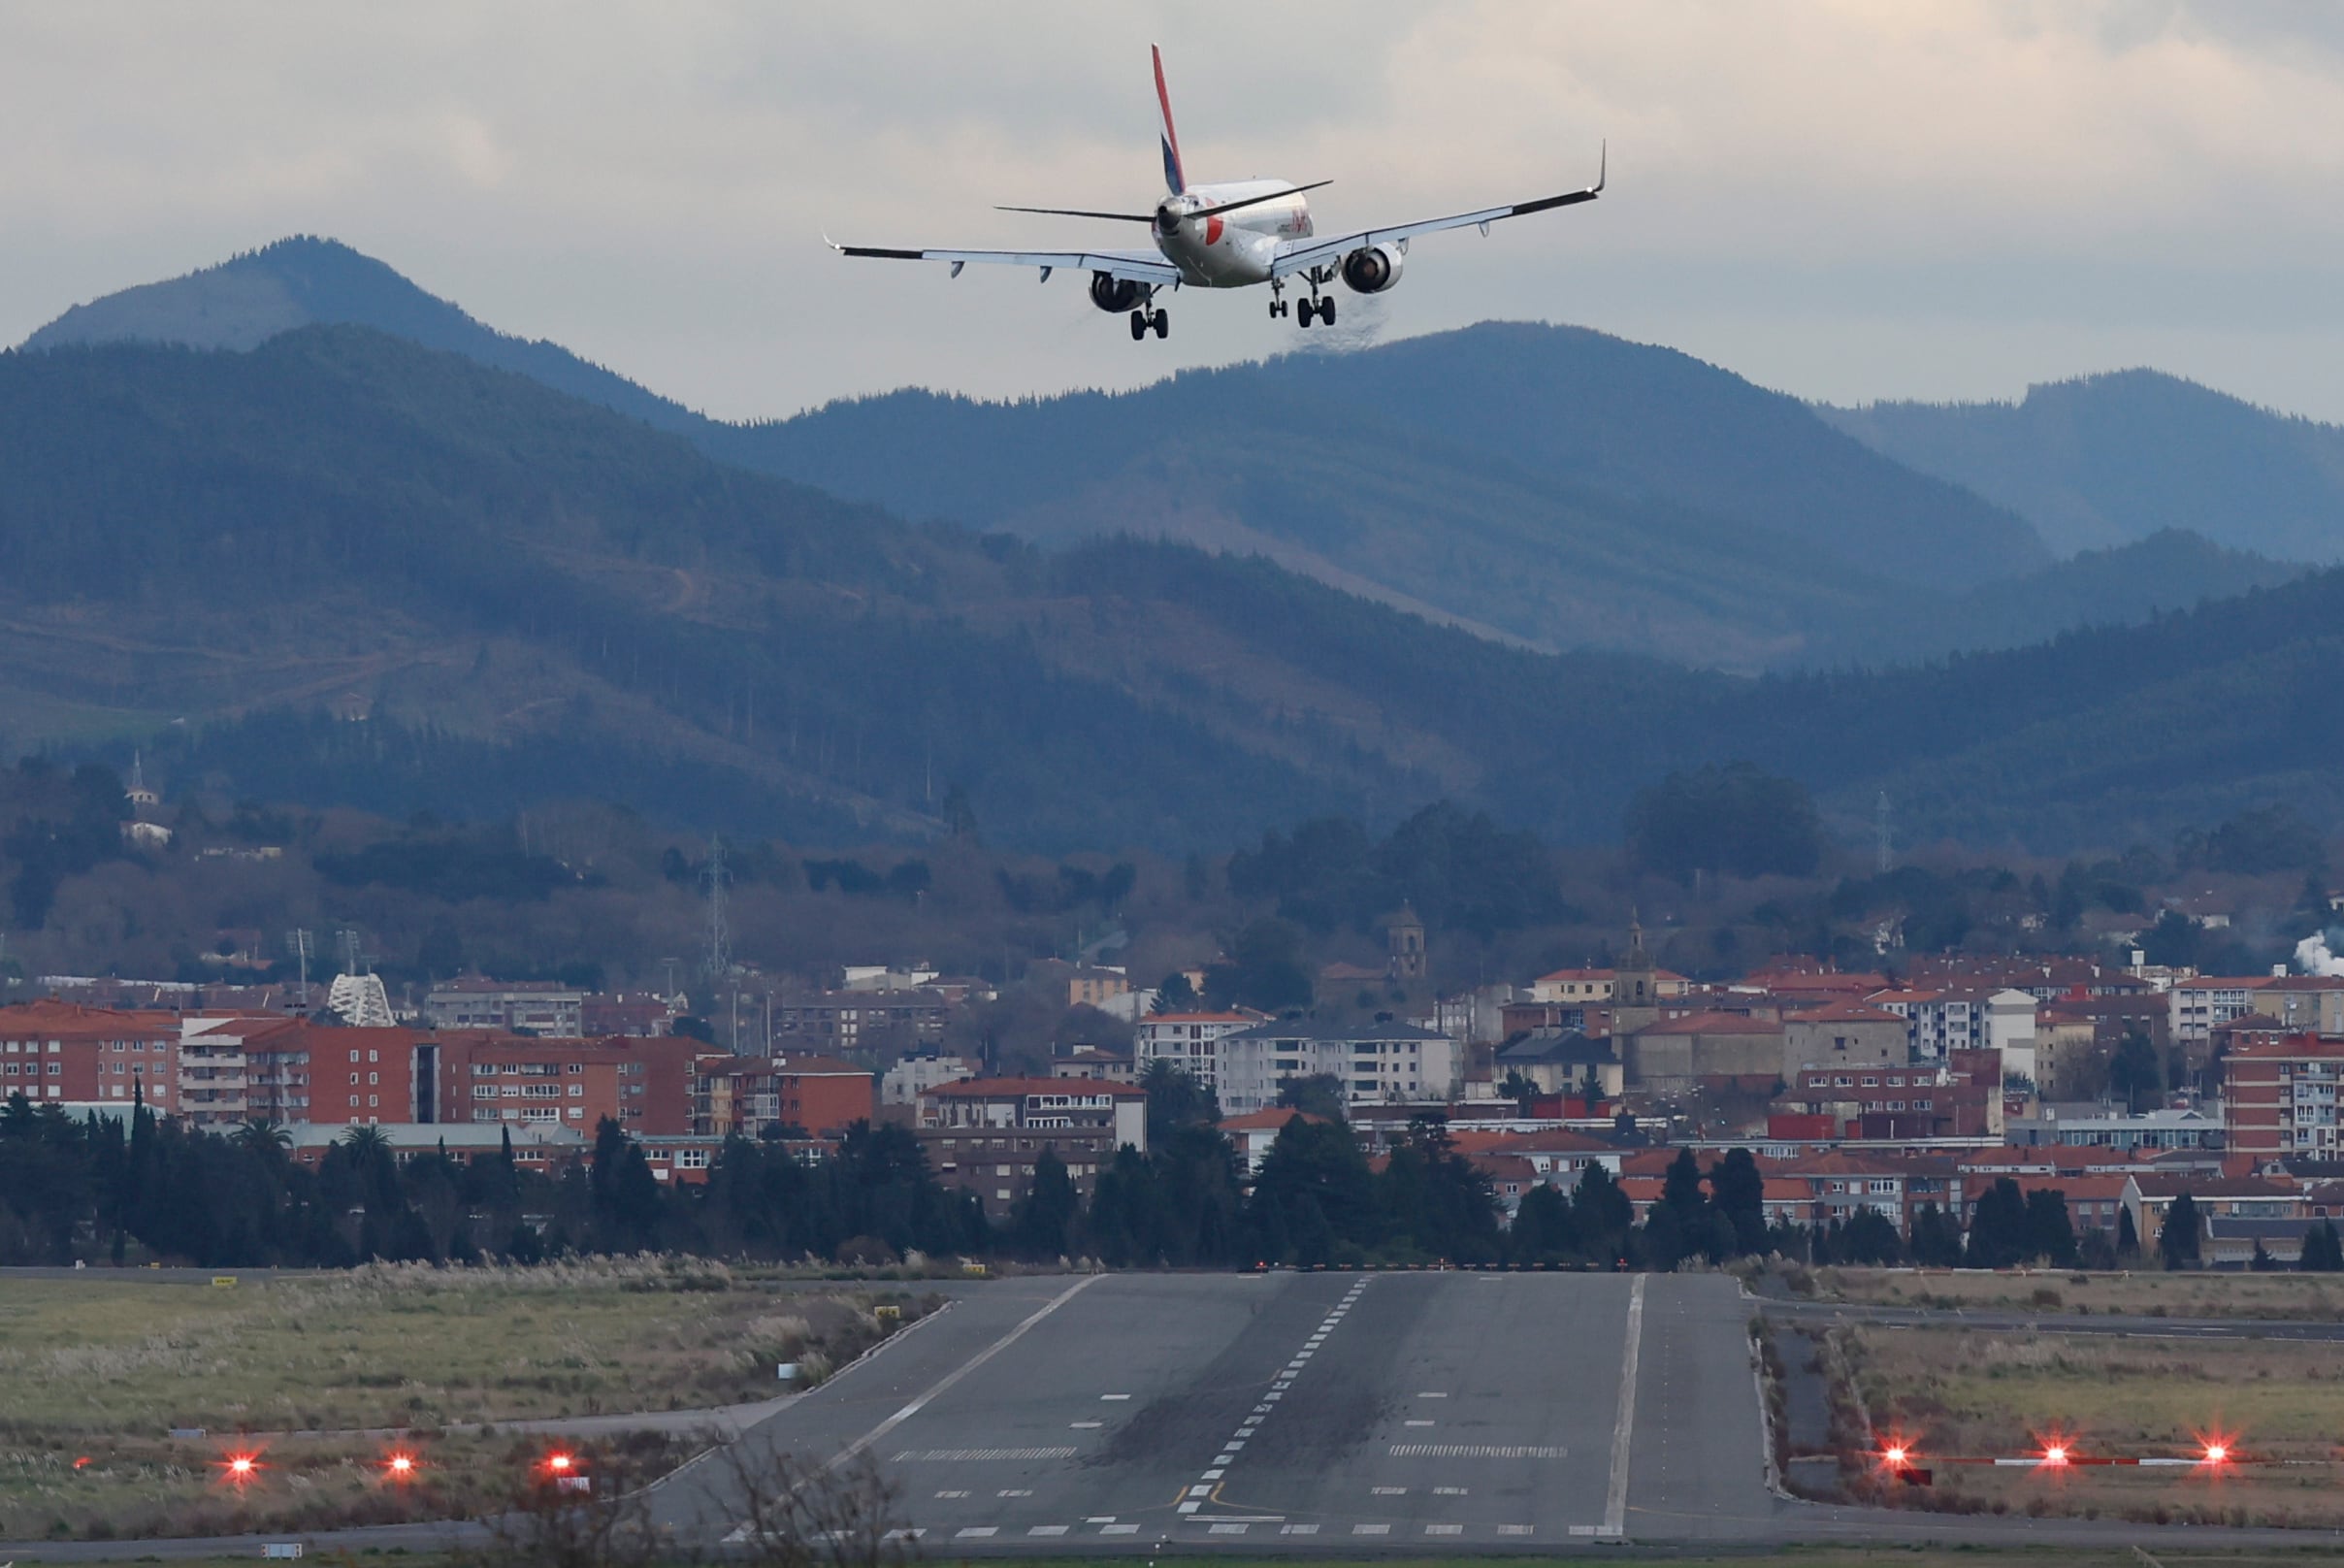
[1090,272,1145,313]
[1340,245,1405,294]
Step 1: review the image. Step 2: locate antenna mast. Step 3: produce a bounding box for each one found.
[1875,791,1893,875]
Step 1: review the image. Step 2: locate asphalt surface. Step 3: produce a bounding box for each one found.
[12,1272,2344,1559]
[640,1269,1774,1551]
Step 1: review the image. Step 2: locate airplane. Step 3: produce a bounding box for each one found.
[830,46,1604,342]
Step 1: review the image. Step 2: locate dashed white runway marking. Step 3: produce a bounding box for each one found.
[1100,1391,1131,1400]
[955,1526,996,1539]
[1372,1486,1407,1496]
[995,1488,1032,1498]
[1498,1524,1534,1536]
[1404,1419,1436,1426]
[933,1489,968,1499]
[1070,1421,1103,1428]
[1282,1523,1318,1536]
[1353,1522,1390,1536]
[1433,1485,1468,1495]
[1026,1524,1067,1536]
[1209,1522,1249,1536]
[1101,1523,1139,1536]
[1425,1523,1463,1536]
[1176,1276,1370,1521]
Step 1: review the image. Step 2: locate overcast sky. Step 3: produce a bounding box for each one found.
[3,1,2340,422]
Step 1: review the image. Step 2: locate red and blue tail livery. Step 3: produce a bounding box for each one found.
[1154,44,1186,196]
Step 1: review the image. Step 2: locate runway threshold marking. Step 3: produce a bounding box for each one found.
[826,1274,1102,1475]
[1604,1274,1647,1537]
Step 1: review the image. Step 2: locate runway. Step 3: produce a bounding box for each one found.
[649,1268,1775,1550]
[12,1270,2344,1559]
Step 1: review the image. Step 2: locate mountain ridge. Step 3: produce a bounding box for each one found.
[1818,370,2344,561]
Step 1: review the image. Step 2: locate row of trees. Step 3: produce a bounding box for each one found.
[8,1087,2340,1274]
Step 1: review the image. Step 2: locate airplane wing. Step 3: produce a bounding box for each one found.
[829,241,1180,287]
[1270,150,1604,279]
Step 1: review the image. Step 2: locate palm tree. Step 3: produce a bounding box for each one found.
[234,1118,293,1160]
[339,1124,394,1161]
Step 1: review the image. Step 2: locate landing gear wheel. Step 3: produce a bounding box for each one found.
[1318,296,1337,326]
[1152,309,1170,340]
[1297,298,1318,328]
[1130,310,1149,342]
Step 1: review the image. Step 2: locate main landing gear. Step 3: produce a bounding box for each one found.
[1286,268,1336,329]
[1129,307,1169,341]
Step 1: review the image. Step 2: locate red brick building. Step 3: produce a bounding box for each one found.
[694,1056,874,1138]
[0,1000,182,1114]
[440,1032,700,1136]
[2223,1031,2344,1160]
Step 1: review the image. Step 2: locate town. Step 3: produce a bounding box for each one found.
[9,879,2340,1272]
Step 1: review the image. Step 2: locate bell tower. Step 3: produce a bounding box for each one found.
[1384,904,1426,983]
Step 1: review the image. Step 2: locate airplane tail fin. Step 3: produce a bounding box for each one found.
[1153,45,1186,195]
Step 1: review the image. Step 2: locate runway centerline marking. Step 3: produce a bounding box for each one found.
[1605,1275,1647,1537]
[1183,1275,1369,1512]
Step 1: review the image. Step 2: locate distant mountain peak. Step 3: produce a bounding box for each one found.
[20,235,703,434]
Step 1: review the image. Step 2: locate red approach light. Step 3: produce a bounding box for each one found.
[384,1452,418,1481]
[545,1452,574,1474]
[73,1456,91,1470]
[1883,1445,1908,1468]
[2203,1443,2228,1464]
[222,1452,262,1486]
[2041,1444,2068,1467]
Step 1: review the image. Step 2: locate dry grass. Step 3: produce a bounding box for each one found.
[1848,1324,2344,1527]
[1812,1266,2344,1321]
[0,1259,926,1540]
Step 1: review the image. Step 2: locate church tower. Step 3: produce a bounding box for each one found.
[1611,908,1662,1041]
[1384,904,1426,984]
[1616,909,1655,1008]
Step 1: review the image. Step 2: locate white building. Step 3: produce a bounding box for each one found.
[1211,1019,1458,1116]
[1130,1012,1256,1099]
[2169,977,2275,1050]
[1984,989,2040,1086]
[879,1053,976,1106]
[1869,986,1992,1062]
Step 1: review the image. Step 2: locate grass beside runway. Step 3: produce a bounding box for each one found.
[1840,1325,2344,1527]
[1801,1266,2344,1322]
[0,1259,928,1542]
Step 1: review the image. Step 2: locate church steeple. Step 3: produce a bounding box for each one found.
[1616,907,1654,1009]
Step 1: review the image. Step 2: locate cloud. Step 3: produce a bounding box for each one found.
[0,1,2339,421]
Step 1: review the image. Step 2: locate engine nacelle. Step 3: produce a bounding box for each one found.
[1340,245,1405,294]
[1090,272,1144,313]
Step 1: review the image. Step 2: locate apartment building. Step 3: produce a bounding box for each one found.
[1130,1011,1256,1098]
[0,1000,182,1114]
[694,1056,873,1138]
[2170,976,2276,1052]
[1210,1019,1457,1115]
[438,1032,699,1135]
[2223,1031,2344,1159]
[913,1076,1147,1219]
[423,980,584,1036]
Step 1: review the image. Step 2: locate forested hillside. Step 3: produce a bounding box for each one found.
[7,324,2344,853]
[1820,371,2344,561]
[713,321,2053,668]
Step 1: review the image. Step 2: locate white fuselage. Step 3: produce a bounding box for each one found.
[1152,180,1315,287]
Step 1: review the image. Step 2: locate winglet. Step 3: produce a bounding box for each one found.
[1593,140,1607,194]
